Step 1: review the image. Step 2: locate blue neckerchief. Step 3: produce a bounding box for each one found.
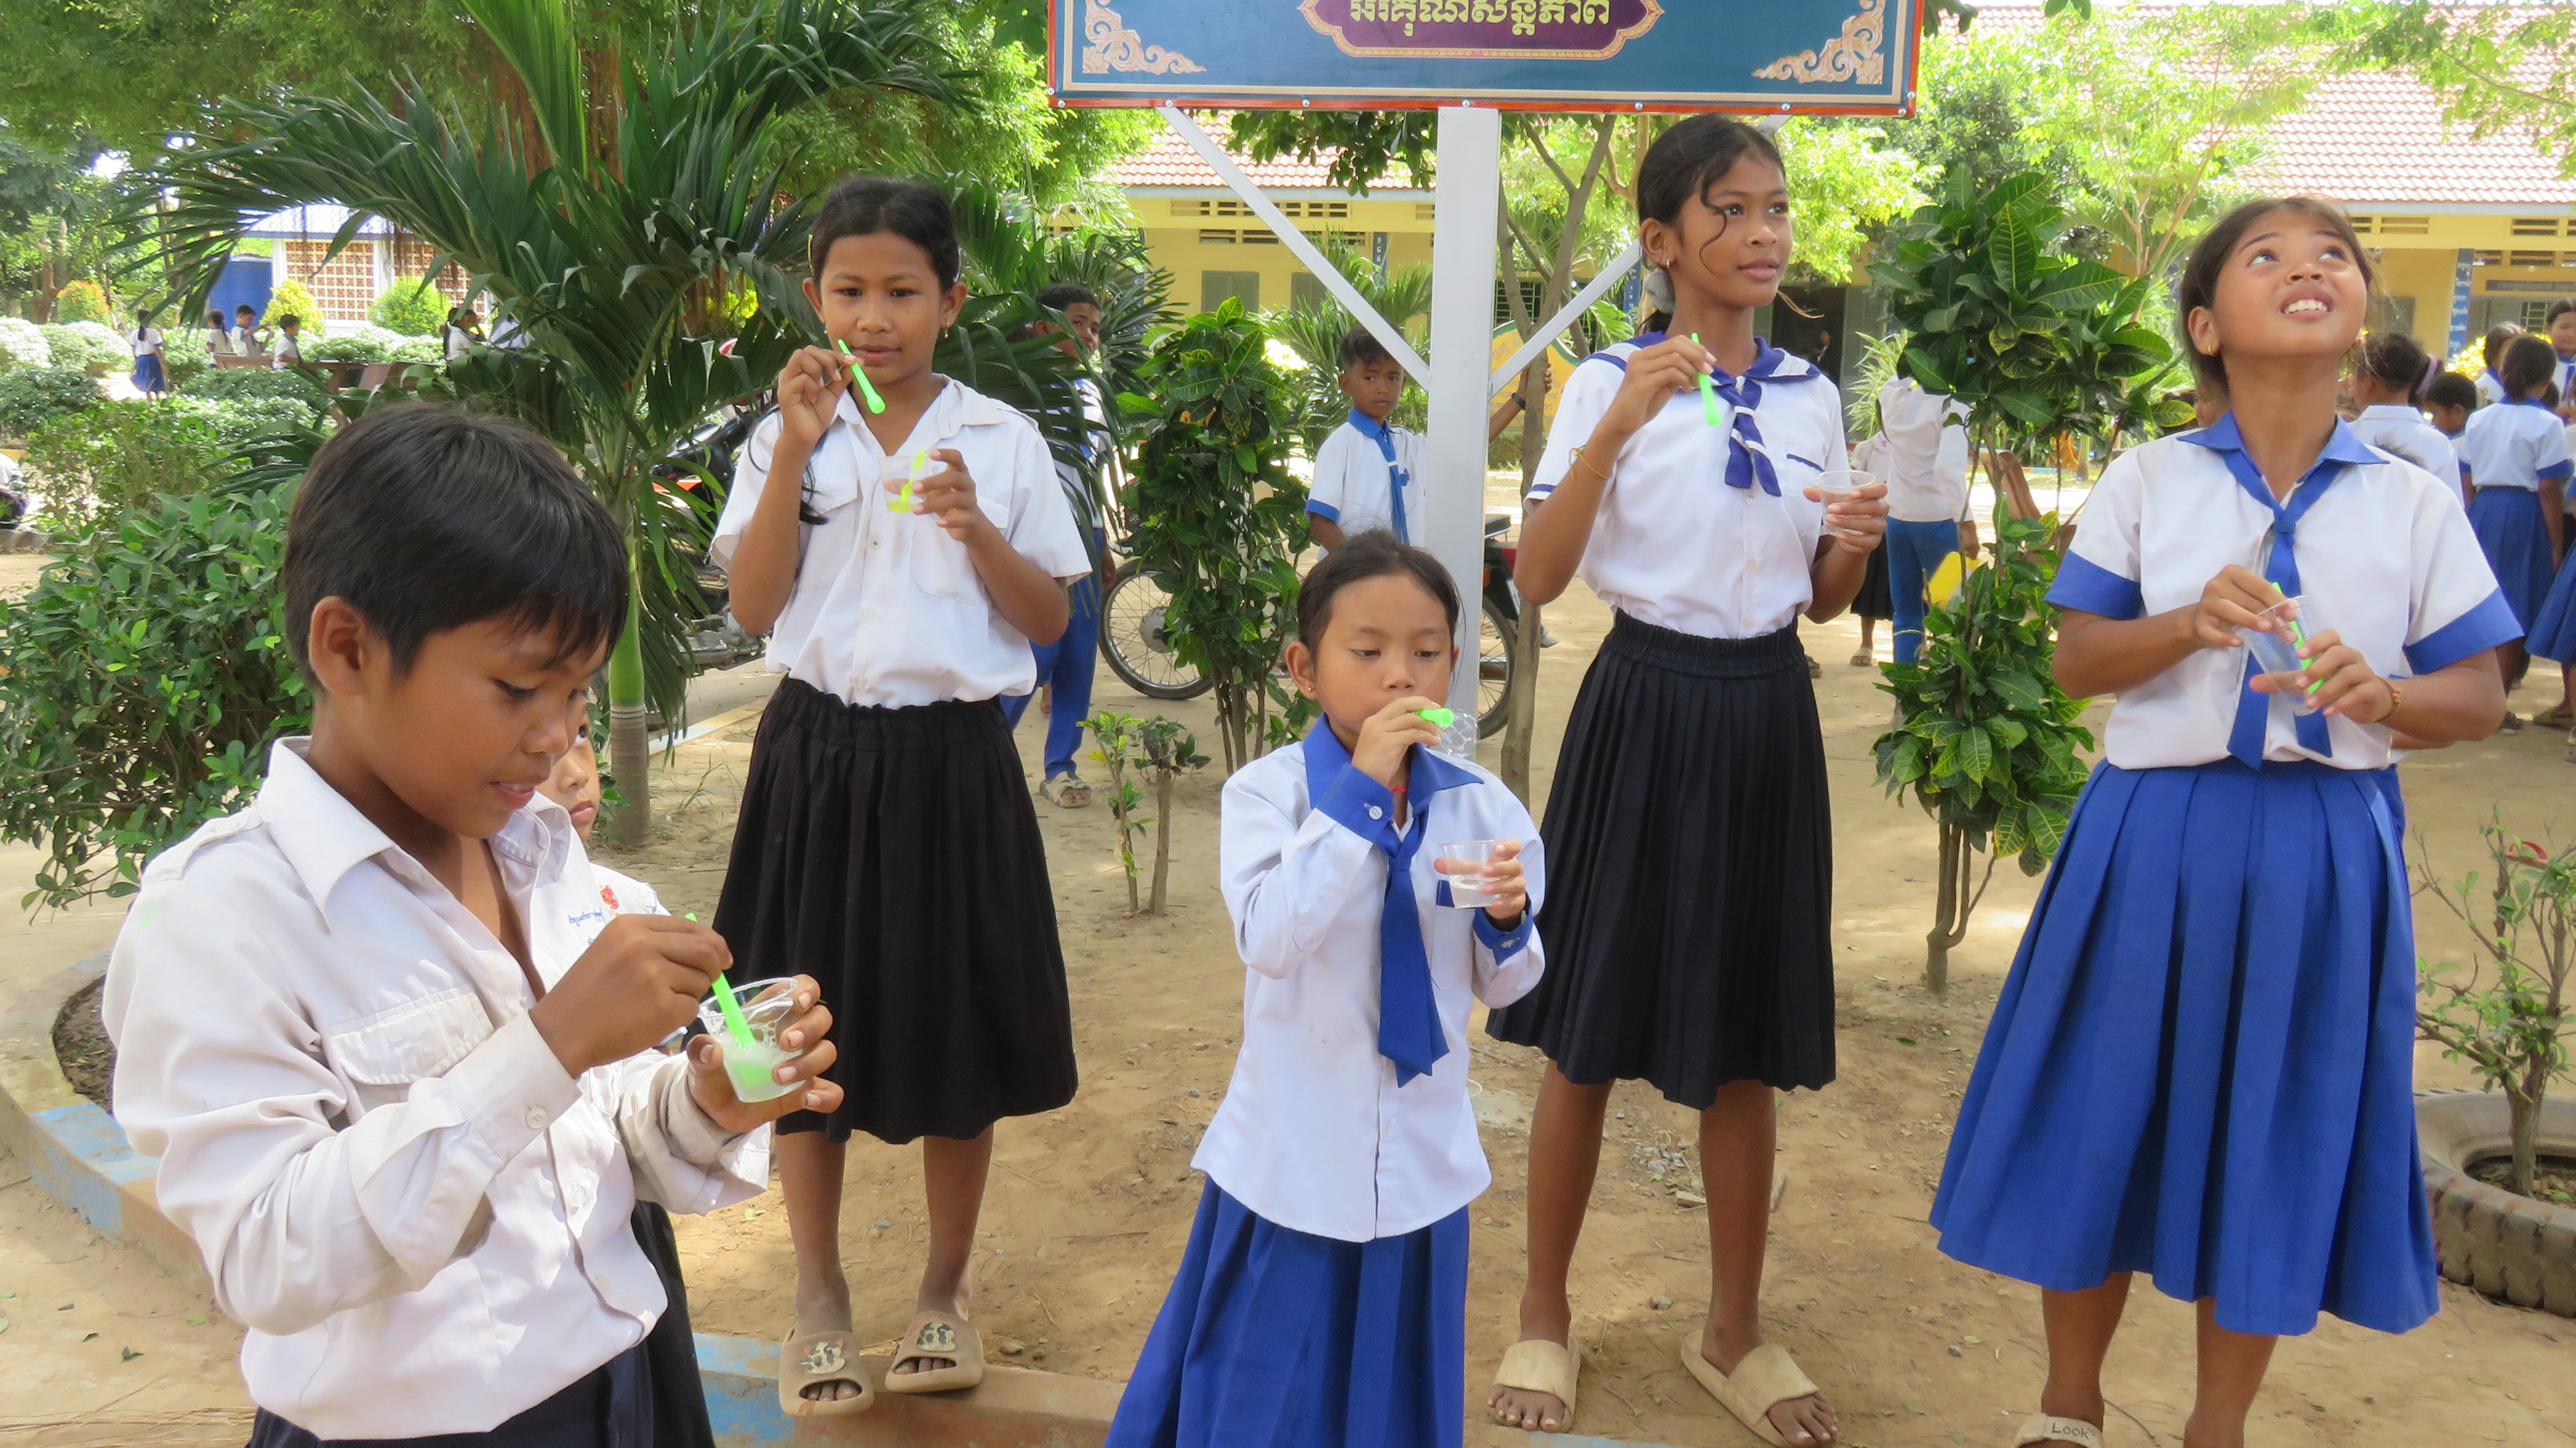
[1300,718,1478,1085]
[2180,412,2384,767]
[2506,394,2551,409]
[1627,332,1824,496]
[1346,409,1410,543]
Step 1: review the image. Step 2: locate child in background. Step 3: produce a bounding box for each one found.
[272,313,305,369]
[2522,406,2576,733]
[1105,532,1543,1448]
[128,309,167,397]
[540,732,715,1448]
[233,302,265,356]
[2547,300,2576,417]
[1846,426,1896,665]
[203,309,235,359]
[2476,322,2523,409]
[1305,326,1537,551]
[1934,197,2512,1448]
[2423,371,2478,483]
[2346,332,2461,501]
[1489,116,1887,1447]
[1875,374,1977,664]
[103,403,838,1447]
[713,176,1090,1415]
[2459,333,2571,725]
[1001,281,1109,809]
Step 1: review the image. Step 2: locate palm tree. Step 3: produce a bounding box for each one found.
[118,0,963,844]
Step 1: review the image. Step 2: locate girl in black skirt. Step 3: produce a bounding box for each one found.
[1485,117,1886,1448]
[711,177,1091,1418]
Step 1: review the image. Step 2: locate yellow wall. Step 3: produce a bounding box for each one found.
[1112,193,1437,315]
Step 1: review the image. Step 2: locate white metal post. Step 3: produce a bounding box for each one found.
[1423,104,1502,722]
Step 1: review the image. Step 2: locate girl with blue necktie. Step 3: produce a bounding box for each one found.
[1932,197,2516,1448]
[1487,115,1887,1448]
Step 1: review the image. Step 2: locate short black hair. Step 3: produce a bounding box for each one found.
[277,313,300,327]
[2501,333,2558,396]
[1036,282,1099,312]
[2176,196,2375,393]
[1296,529,1459,650]
[1338,326,1395,372]
[2423,371,2478,413]
[235,304,256,316]
[2483,323,2524,369]
[2548,299,2576,328]
[282,402,628,683]
[2357,331,2433,402]
[809,175,960,290]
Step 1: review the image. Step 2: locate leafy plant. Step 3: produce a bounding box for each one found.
[0,316,51,372]
[2416,818,2575,1201]
[181,364,330,413]
[1119,299,1307,773]
[1134,716,1208,915]
[22,399,232,537]
[1083,708,1149,913]
[0,366,101,440]
[305,326,401,365]
[268,276,322,330]
[53,278,109,324]
[0,480,310,908]
[1873,508,2096,992]
[39,320,123,377]
[370,276,448,336]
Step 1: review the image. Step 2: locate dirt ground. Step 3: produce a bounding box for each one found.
[4,562,2574,1446]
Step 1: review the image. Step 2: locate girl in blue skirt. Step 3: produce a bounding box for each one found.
[2458,332,2571,720]
[1105,534,1544,1448]
[1932,197,2518,1448]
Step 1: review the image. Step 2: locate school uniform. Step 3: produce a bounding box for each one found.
[205,324,235,358]
[2459,396,2573,628]
[1932,416,2517,1337]
[1000,377,1107,781]
[2476,368,2506,409]
[1846,433,1894,624]
[710,378,1089,1144]
[1107,723,1545,1448]
[103,740,769,1445]
[129,324,166,392]
[2522,422,2576,664]
[1875,377,1973,663]
[1484,334,1849,1101]
[2348,405,2462,512]
[1307,409,1426,543]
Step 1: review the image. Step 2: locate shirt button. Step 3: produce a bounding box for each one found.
[1368,806,1384,820]
[861,607,878,622]
[524,1107,549,1130]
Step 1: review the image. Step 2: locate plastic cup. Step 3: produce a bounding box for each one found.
[1438,841,1504,909]
[1809,469,1876,543]
[2235,594,2325,713]
[1429,713,1481,759]
[695,979,802,1104]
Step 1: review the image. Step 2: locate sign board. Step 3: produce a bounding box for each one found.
[1052,0,1918,113]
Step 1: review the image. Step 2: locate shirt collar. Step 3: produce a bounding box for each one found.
[2355,404,2422,422]
[835,373,1013,451]
[1300,715,1478,803]
[1345,407,1396,443]
[2506,394,2552,408]
[1622,332,1816,383]
[2181,411,2383,513]
[257,738,575,923]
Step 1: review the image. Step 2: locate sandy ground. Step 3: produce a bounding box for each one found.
[2,559,2573,1446]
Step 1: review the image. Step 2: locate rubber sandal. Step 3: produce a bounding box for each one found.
[880,1310,985,1394]
[1847,650,1874,667]
[1038,773,1093,808]
[1489,1339,1580,1431]
[777,1328,873,1417]
[2013,1414,2104,1447]
[1676,1335,1827,1447]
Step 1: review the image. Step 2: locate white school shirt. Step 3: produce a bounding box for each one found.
[102,740,767,1440]
[712,378,1090,707]
[2349,405,2463,500]
[1307,411,1427,543]
[1527,334,1848,637]
[204,325,234,357]
[129,325,163,358]
[1206,728,1546,1243]
[2458,397,2574,492]
[2476,369,2506,409]
[1875,377,1972,523]
[2050,416,2518,772]
[270,331,301,368]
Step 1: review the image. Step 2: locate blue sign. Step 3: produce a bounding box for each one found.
[1052,0,1919,113]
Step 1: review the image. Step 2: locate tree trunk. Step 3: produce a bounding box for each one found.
[1150,772,1174,915]
[1500,357,1550,802]
[605,567,652,846]
[1925,822,1963,994]
[2510,1069,2546,1199]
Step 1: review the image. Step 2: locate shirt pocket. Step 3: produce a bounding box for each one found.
[908,484,1011,603]
[323,987,495,1092]
[1769,452,1827,547]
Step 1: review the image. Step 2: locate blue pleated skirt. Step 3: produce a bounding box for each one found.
[2469,487,2554,630]
[1930,759,2438,1337]
[2527,548,2576,663]
[1105,1183,1468,1448]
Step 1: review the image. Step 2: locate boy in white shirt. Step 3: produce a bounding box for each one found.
[1306,328,1536,552]
[104,402,840,1447]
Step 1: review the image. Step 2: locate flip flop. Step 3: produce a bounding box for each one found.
[2012,1414,2104,1447]
[1039,773,1093,808]
[1489,1339,1580,1431]
[777,1327,873,1417]
[880,1310,985,1394]
[1847,650,1875,667]
[1676,1334,1828,1447]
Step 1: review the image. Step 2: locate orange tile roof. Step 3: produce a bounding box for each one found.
[1111,130,1427,192]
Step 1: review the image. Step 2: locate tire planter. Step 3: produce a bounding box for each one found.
[2417,1089,2576,1316]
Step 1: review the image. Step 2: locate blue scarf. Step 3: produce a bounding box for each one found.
[2181,413,2384,768]
[1628,332,1825,496]
[1345,408,1410,543]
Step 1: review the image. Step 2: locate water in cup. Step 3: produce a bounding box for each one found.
[697,981,802,1104]
[1439,841,1504,909]
[2234,595,2324,714]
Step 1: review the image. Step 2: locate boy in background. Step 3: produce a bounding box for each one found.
[1306,326,1536,551]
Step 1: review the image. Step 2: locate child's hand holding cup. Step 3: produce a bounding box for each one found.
[1436,839,1527,924]
[686,976,840,1132]
[1805,469,1889,553]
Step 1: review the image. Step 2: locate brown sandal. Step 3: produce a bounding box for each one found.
[777,1327,873,1417]
[879,1310,985,1394]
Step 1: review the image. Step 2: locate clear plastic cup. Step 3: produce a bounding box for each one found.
[696,980,802,1104]
[1438,841,1505,909]
[1430,713,1481,759]
[2235,594,2325,714]
[1808,469,1877,543]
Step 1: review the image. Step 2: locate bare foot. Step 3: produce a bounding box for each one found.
[892,1281,972,1376]
[793,1272,865,1403]
[1488,1293,1573,1433]
[1701,1322,1837,1446]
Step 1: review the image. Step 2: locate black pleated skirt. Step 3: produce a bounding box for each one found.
[712,678,1077,1144]
[1485,614,1836,1100]
[1853,542,1894,621]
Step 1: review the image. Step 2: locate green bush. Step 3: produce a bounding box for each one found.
[53,279,110,325]
[268,277,322,332]
[164,395,318,454]
[22,400,230,536]
[181,364,331,412]
[306,326,398,364]
[39,321,124,377]
[391,334,445,365]
[370,277,448,336]
[0,367,102,440]
[0,482,310,907]
[0,317,51,372]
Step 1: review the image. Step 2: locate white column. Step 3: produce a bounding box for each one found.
[1423,104,1502,722]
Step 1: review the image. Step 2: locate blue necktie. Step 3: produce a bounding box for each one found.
[1370,762,1445,1085]
[1700,347,1820,496]
[2216,451,2338,768]
[1352,409,1410,543]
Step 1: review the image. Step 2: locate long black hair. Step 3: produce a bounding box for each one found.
[2174,196,2375,394]
[2357,330,2433,404]
[808,175,961,289]
[1633,116,1787,335]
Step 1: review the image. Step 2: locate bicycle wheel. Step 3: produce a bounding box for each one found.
[1099,569,1213,701]
[1476,594,1522,738]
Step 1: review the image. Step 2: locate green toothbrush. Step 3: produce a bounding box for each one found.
[1420,706,1456,727]
[1690,333,1724,426]
[889,448,926,514]
[833,336,886,414]
[687,912,755,1050]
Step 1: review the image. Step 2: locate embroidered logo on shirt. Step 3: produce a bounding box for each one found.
[600,884,621,912]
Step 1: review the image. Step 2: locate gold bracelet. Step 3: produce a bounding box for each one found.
[1569,445,1611,484]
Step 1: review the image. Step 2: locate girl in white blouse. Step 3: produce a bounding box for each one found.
[2458,332,2572,720]
[1934,197,2512,1448]
[1486,116,1886,1448]
[711,176,1090,1416]
[2344,331,2460,509]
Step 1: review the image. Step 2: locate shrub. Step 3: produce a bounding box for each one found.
[161,395,319,454]
[370,277,448,336]
[53,279,111,325]
[306,325,401,364]
[0,482,310,907]
[40,321,125,378]
[391,333,445,365]
[180,365,330,412]
[0,367,102,440]
[0,317,51,372]
[268,278,323,333]
[163,344,210,389]
[22,400,230,536]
